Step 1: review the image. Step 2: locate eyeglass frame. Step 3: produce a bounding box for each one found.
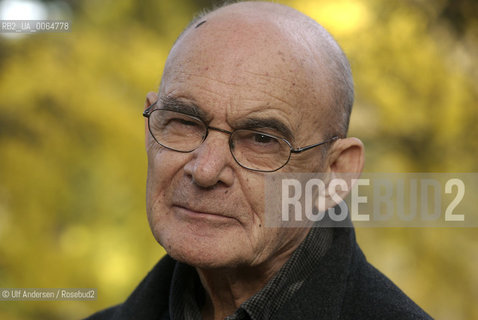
[143,101,339,172]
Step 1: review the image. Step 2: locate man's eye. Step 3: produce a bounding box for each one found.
[253,133,274,144]
[162,116,202,129]
[236,131,282,153]
[171,118,199,127]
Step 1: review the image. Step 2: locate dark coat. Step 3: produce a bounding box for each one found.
[85,228,432,320]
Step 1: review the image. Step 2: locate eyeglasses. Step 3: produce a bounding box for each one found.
[143,102,338,172]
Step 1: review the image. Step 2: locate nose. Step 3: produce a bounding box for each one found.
[183,130,235,188]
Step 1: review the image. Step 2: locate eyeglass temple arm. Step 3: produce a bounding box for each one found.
[143,101,158,117]
[290,136,339,154]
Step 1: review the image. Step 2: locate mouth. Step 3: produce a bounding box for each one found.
[172,204,233,222]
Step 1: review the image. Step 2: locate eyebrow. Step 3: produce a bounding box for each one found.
[158,96,294,142]
[159,96,209,120]
[236,117,295,143]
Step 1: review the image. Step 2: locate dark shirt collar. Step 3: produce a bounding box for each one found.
[169,227,333,320]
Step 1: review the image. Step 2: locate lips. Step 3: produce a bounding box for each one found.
[170,183,240,222]
[173,204,232,220]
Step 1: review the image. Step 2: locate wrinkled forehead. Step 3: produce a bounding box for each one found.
[165,11,310,87]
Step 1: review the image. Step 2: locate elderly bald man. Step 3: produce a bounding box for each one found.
[86,1,431,319]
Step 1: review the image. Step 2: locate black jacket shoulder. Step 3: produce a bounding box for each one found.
[275,228,432,320]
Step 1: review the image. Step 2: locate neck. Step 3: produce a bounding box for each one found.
[196,234,308,320]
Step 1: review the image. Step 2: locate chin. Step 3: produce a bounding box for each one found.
[157,227,250,269]
[170,251,239,269]
[149,206,254,268]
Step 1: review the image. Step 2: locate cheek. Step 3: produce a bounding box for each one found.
[238,175,268,239]
[146,147,190,247]
[146,146,187,211]
[241,175,265,213]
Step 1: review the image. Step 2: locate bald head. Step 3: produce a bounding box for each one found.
[161,1,353,138]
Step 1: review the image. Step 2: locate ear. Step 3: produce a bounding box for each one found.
[320,137,365,210]
[144,91,159,148]
[327,137,364,175]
